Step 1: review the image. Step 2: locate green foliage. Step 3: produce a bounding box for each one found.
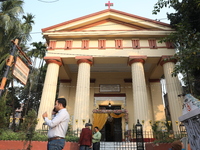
[151,121,162,132]
[0,129,79,142]
[20,109,38,149]
[21,109,38,138]
[153,0,200,97]
[65,136,79,142]
[31,132,48,141]
[153,136,179,144]
[0,95,10,133]
[0,129,25,141]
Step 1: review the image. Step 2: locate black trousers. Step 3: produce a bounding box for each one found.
[93,142,100,150]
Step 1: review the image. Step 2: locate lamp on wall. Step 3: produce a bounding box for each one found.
[108,102,111,107]
[82,119,86,125]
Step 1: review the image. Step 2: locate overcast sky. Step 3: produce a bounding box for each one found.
[23,0,174,43]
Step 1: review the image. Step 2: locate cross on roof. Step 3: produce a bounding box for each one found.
[105,1,113,9]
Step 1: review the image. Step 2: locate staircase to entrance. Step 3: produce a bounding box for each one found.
[100,142,138,150]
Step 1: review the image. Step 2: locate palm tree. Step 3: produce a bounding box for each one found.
[0,0,24,79]
[0,0,24,53]
[22,42,47,114]
[21,13,35,43]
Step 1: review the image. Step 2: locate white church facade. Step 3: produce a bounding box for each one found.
[36,8,183,141]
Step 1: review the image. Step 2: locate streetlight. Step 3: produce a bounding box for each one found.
[135,119,144,150]
[179,122,186,137]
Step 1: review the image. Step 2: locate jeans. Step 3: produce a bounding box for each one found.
[47,139,65,150]
[93,142,100,150]
[80,145,90,150]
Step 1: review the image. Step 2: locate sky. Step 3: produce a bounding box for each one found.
[23,0,174,44]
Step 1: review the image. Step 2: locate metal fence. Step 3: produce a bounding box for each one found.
[65,129,187,141]
[39,125,187,150]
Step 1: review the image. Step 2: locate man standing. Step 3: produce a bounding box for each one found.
[42,98,70,150]
[92,126,101,150]
[78,123,92,150]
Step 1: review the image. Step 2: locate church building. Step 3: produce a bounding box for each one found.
[36,6,183,141]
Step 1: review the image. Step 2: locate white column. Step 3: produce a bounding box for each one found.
[73,58,92,130]
[36,59,62,130]
[146,82,154,122]
[149,80,166,121]
[161,60,183,131]
[129,56,152,131]
[58,80,71,112]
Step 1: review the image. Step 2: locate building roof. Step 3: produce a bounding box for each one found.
[42,9,172,39]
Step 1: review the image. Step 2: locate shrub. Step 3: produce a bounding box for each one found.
[0,129,25,141]
[0,129,79,142]
[65,135,79,142]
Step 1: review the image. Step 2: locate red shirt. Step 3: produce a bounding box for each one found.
[79,127,92,146]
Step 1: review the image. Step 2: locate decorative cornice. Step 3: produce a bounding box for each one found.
[44,57,63,66]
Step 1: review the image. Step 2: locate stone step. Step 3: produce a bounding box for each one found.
[99,142,137,150]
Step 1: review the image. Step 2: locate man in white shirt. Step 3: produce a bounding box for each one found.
[42,98,70,150]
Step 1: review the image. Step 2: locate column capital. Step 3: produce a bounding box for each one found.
[128,55,147,66]
[159,55,177,66]
[44,57,62,66]
[75,56,93,66]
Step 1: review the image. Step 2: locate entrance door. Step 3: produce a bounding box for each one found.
[100,105,122,142]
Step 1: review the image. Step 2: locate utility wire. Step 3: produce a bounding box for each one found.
[38,0,59,3]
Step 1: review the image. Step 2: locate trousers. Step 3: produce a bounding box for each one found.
[93,142,100,150]
[80,145,90,150]
[47,138,65,150]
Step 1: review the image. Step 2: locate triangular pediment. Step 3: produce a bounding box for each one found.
[42,9,173,39]
[42,9,172,33]
[67,18,146,31]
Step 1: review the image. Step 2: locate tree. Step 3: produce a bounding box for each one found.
[0,0,23,53]
[0,95,9,134]
[0,1,34,78]
[20,42,47,115]
[0,0,23,78]
[153,0,200,98]
[21,109,38,150]
[0,1,37,131]
[21,13,35,43]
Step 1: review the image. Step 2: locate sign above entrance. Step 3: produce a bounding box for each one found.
[100,84,120,92]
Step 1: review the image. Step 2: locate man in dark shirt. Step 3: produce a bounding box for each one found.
[78,123,92,150]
